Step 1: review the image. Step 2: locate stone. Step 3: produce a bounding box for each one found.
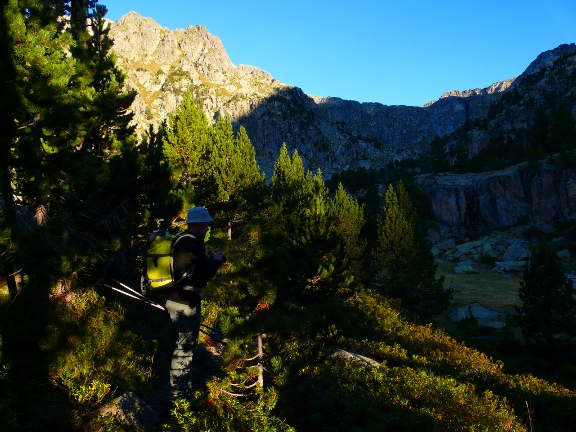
[454,239,485,259]
[454,261,478,274]
[566,272,576,288]
[448,303,502,321]
[449,303,504,328]
[97,392,160,432]
[551,236,567,244]
[438,238,456,251]
[492,260,528,273]
[427,228,441,244]
[331,349,381,368]
[481,242,493,255]
[503,241,532,261]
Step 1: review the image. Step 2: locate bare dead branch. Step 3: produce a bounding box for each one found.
[243,353,261,362]
[221,389,247,398]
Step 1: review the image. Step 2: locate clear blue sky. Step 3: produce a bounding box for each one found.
[101,0,576,107]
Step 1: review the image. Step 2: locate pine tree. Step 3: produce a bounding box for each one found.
[138,123,184,229]
[210,115,237,202]
[515,243,576,357]
[529,106,549,156]
[371,183,449,319]
[1,0,78,294]
[0,4,155,424]
[373,184,415,277]
[206,115,265,238]
[65,1,136,154]
[48,1,144,288]
[428,135,450,173]
[327,183,366,274]
[550,102,576,167]
[453,142,470,173]
[235,126,265,190]
[263,145,362,298]
[207,115,264,203]
[163,90,212,205]
[271,143,309,211]
[1,0,154,297]
[163,101,265,234]
[549,102,576,154]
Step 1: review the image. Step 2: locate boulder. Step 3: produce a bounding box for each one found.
[427,228,441,244]
[454,239,486,259]
[97,392,160,432]
[454,261,478,274]
[438,238,456,251]
[503,241,532,261]
[492,260,528,273]
[481,241,493,255]
[449,303,505,328]
[331,349,382,368]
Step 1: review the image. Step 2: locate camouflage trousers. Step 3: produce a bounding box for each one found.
[165,298,201,399]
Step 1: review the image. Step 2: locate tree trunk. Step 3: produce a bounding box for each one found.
[257,333,264,389]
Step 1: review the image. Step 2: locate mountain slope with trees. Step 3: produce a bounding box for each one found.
[106,12,576,181]
[105,12,576,237]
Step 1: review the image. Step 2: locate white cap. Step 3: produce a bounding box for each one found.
[186,207,213,224]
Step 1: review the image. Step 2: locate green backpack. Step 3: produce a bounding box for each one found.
[143,231,195,291]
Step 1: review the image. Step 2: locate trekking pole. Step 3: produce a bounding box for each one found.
[200,323,224,335]
[199,327,227,346]
[103,281,166,311]
[114,279,149,299]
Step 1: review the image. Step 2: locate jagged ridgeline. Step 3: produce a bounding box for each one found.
[110,12,576,182]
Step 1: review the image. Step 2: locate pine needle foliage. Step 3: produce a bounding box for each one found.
[371,182,449,320]
[515,242,576,357]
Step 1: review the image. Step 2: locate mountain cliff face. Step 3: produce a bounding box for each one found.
[109,12,555,178]
[417,162,576,237]
[108,12,576,235]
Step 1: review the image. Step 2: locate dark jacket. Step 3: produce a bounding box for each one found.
[159,231,222,306]
[172,232,222,289]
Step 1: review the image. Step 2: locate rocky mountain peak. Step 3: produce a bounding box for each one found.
[518,43,576,79]
[109,12,290,140]
[108,13,576,182]
[436,77,516,101]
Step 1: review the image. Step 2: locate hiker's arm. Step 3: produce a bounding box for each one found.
[186,253,224,287]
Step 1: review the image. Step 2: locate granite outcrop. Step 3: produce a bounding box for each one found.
[417,162,576,237]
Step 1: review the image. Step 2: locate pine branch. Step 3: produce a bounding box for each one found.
[220,389,247,398]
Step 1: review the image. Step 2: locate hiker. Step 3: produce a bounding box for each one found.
[163,206,226,399]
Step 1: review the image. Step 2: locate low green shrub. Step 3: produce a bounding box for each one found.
[49,289,156,412]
